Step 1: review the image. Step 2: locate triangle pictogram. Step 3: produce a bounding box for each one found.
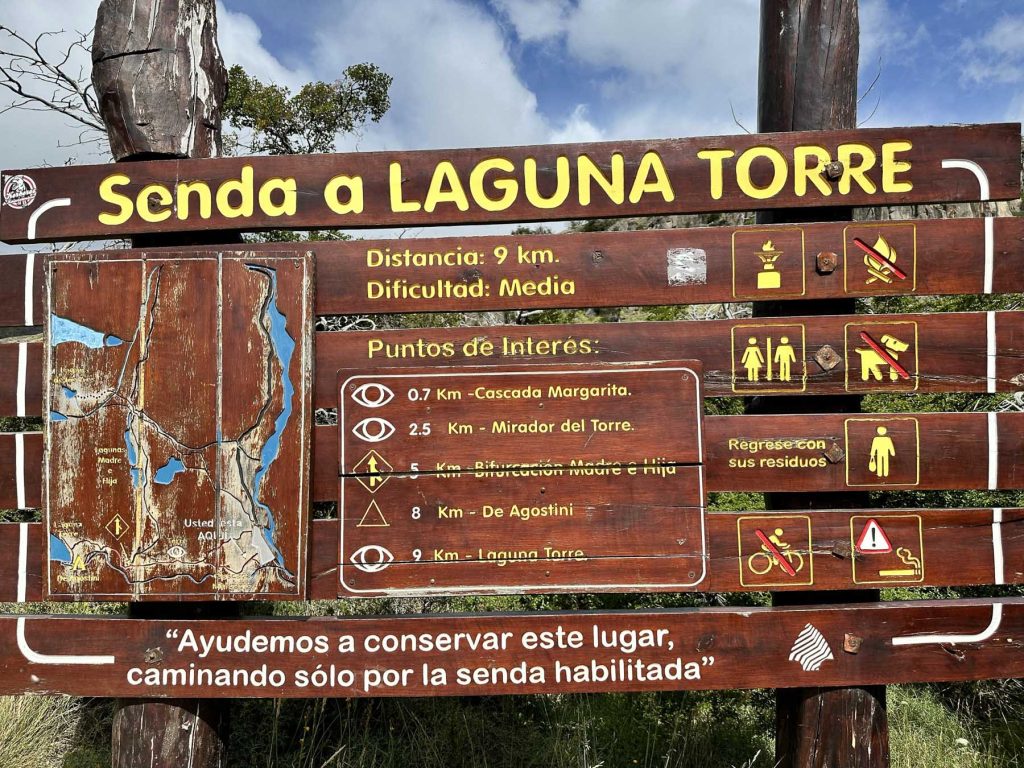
[855,518,892,553]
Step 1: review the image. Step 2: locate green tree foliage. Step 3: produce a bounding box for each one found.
[223,63,392,155]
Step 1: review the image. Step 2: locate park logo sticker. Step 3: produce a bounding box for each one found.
[2,174,36,209]
[789,623,834,672]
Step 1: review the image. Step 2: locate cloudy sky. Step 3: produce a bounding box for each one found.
[1,0,1023,172]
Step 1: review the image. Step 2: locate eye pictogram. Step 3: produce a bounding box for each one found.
[350,544,395,573]
[167,546,186,559]
[351,382,394,408]
[351,417,396,443]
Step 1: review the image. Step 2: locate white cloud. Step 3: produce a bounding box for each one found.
[960,15,1024,85]
[217,5,310,89]
[0,0,105,168]
[491,0,571,43]
[310,0,551,151]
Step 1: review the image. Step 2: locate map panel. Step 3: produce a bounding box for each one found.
[44,252,313,600]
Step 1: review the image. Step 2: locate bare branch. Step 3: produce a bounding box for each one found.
[0,24,105,134]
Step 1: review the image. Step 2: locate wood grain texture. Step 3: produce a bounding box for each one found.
[1,124,1018,243]
[43,253,314,601]
[93,0,225,161]
[339,362,704,473]
[0,597,1022,697]
[0,508,1019,601]
[3,216,1021,325]
[283,216,1024,312]
[5,411,1024,511]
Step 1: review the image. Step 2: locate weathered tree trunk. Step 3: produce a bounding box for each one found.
[92,0,225,161]
[92,2,234,766]
[754,1,890,766]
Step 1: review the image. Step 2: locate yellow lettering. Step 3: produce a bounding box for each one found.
[389,162,421,213]
[325,175,364,214]
[137,183,172,223]
[469,158,517,212]
[837,143,877,194]
[881,140,913,193]
[424,161,470,212]
[97,173,133,226]
[176,181,212,220]
[258,177,297,217]
[629,151,674,203]
[578,153,624,205]
[524,156,570,209]
[215,165,254,218]
[736,146,788,200]
[793,145,833,196]
[697,149,736,200]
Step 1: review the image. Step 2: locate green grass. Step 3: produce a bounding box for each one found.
[0,695,81,768]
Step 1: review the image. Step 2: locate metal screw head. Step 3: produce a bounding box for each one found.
[843,633,863,654]
[824,161,844,181]
[831,540,852,559]
[816,251,838,274]
[815,344,842,371]
[824,441,846,464]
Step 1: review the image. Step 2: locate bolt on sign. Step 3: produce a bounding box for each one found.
[43,252,314,600]
[338,361,706,596]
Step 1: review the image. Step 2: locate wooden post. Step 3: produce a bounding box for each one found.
[92,1,235,765]
[754,1,890,766]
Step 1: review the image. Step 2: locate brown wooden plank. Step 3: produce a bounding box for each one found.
[340,468,706,596]
[0,597,1022,696]
[1,508,1021,602]
[339,362,703,475]
[704,411,1024,492]
[248,215,1024,313]
[6,411,1024,511]
[0,432,42,509]
[0,521,43,601]
[317,311,1024,406]
[43,253,314,601]
[2,124,1018,243]
[5,216,1022,327]
[6,311,1023,417]
[0,252,43,326]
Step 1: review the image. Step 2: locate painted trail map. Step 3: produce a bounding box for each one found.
[44,253,312,599]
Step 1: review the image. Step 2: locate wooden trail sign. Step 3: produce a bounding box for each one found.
[704,411,1024,492]
[7,409,1024,513]
[43,252,314,600]
[1,124,1018,243]
[2,506,1021,601]
[1,597,1023,697]
[311,311,1024,405]
[338,362,705,595]
[6,214,1024,326]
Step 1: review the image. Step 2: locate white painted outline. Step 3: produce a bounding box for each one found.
[987,311,997,394]
[16,616,116,665]
[892,508,1005,646]
[16,341,26,417]
[15,431,25,510]
[985,217,995,294]
[941,159,993,293]
[941,159,991,200]
[23,252,34,325]
[26,197,70,241]
[339,365,707,595]
[988,412,999,490]
[17,522,27,603]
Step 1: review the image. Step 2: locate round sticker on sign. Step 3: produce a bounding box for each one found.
[3,174,37,209]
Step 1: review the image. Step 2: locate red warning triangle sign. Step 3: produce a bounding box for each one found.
[855,518,892,553]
